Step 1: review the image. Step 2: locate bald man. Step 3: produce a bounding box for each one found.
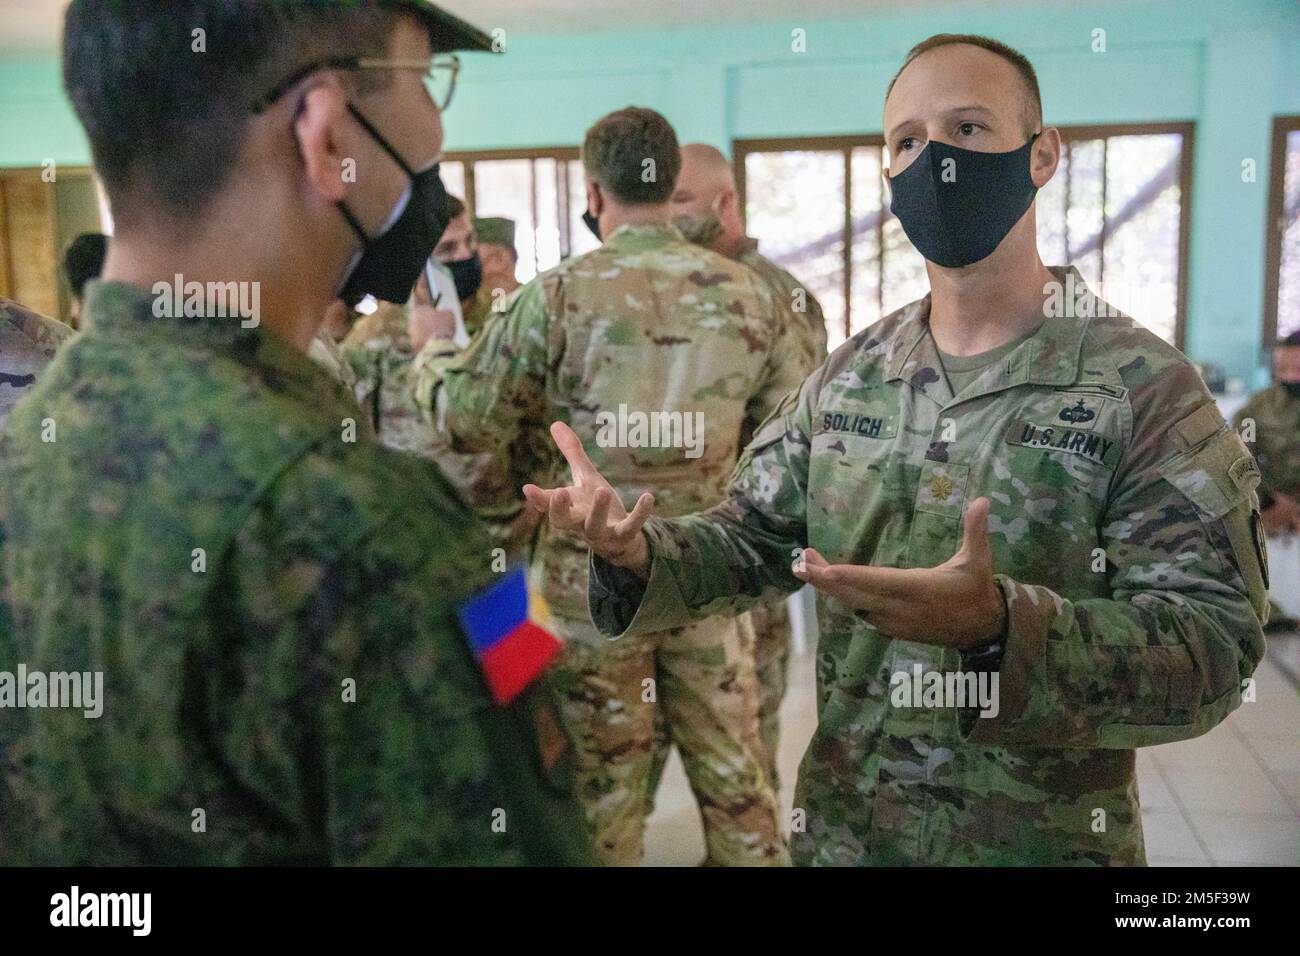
[669,143,828,794]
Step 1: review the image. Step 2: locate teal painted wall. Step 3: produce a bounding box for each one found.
[1,0,1296,382]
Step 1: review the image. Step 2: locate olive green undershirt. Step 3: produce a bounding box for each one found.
[936,326,1040,396]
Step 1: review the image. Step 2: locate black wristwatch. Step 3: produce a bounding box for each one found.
[962,635,1006,674]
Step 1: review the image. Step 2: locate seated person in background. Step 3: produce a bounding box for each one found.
[62,232,108,326]
[1233,330,1300,534]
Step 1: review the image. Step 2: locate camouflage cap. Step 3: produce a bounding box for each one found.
[474,217,517,249]
[385,0,494,52]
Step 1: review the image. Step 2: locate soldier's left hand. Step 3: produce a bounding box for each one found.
[792,496,1006,649]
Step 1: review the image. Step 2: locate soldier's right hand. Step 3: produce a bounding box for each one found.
[523,422,655,574]
[408,305,457,351]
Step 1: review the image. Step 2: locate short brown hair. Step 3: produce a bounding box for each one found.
[887,34,1043,136]
[582,107,681,205]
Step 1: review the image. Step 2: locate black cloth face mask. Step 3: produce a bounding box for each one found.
[889,133,1040,268]
[582,209,601,241]
[337,104,451,307]
[446,251,483,301]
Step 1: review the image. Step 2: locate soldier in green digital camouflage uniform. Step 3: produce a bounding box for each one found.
[523,37,1268,866]
[414,107,805,866]
[667,141,829,795]
[0,0,589,866]
[0,298,75,438]
[1232,330,1300,535]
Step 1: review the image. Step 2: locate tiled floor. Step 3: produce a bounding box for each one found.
[644,628,1300,866]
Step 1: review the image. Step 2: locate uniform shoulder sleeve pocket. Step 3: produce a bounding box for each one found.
[1158,411,1269,618]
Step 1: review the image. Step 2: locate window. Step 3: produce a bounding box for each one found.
[736,123,1193,352]
[440,147,598,283]
[1264,116,1300,343]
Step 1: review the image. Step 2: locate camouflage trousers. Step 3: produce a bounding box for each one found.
[647,600,791,808]
[550,612,787,866]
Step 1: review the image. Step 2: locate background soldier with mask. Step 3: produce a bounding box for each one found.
[1233,329,1300,534]
[475,216,522,299]
[523,35,1268,866]
[0,0,588,866]
[343,194,492,451]
[420,106,803,866]
[668,141,828,794]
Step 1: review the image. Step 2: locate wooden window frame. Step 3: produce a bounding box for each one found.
[441,146,583,270]
[1263,115,1300,347]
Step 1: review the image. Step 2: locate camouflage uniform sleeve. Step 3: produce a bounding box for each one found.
[588,364,819,636]
[425,278,555,514]
[1230,393,1278,504]
[225,472,591,866]
[410,335,461,425]
[744,282,817,437]
[968,364,1269,750]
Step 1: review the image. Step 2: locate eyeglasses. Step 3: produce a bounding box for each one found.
[252,53,460,113]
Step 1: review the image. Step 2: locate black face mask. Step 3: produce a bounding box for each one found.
[1281,381,1300,399]
[337,104,452,307]
[446,252,483,301]
[582,209,601,241]
[889,134,1040,269]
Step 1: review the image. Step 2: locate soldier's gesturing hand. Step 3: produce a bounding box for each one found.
[792,496,1007,650]
[523,422,656,575]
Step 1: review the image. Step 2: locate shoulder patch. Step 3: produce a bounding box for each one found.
[457,566,562,705]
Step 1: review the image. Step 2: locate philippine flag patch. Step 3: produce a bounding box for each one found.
[456,566,563,705]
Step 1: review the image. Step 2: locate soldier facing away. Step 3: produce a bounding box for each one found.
[416,107,807,865]
[522,35,1268,865]
[668,141,829,795]
[0,0,589,866]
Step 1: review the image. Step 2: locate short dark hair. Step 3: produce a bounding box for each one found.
[63,233,108,301]
[444,194,466,220]
[1277,330,1300,348]
[62,1,406,224]
[887,34,1043,136]
[582,107,681,205]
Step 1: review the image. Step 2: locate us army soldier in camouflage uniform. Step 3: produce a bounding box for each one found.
[419,107,804,865]
[1232,329,1300,534]
[0,298,75,437]
[0,0,589,866]
[669,141,829,793]
[342,200,514,452]
[525,37,1268,866]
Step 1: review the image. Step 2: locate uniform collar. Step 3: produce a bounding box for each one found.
[81,279,339,406]
[884,266,1095,403]
[601,221,684,249]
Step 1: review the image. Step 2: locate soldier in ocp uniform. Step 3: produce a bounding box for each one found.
[0,298,75,439]
[1232,329,1300,534]
[475,215,521,298]
[0,0,588,866]
[416,107,803,865]
[667,141,829,795]
[525,35,1268,866]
